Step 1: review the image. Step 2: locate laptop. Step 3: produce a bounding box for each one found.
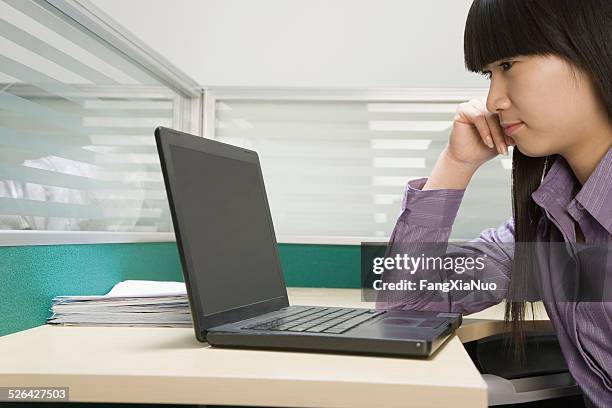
[154,127,462,357]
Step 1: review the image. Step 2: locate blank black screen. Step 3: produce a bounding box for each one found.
[169,144,286,315]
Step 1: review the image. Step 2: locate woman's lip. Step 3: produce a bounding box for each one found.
[503,122,524,136]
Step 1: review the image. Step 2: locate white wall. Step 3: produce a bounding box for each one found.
[89,0,487,88]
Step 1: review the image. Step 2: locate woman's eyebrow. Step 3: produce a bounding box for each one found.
[483,61,500,70]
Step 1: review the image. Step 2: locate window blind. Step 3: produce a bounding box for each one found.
[214,99,512,240]
[0,0,193,232]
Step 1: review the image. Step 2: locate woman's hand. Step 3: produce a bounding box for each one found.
[447,98,515,168]
[422,98,516,190]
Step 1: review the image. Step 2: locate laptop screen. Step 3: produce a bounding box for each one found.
[167,143,286,316]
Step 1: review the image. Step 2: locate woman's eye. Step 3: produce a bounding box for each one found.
[481,61,514,80]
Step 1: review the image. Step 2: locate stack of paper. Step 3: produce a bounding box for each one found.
[47,280,193,327]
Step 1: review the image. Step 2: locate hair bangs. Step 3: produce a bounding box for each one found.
[463,0,557,74]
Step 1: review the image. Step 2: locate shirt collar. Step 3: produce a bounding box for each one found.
[574,146,612,235]
[532,146,612,235]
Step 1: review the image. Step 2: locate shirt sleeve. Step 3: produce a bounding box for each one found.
[375,177,514,315]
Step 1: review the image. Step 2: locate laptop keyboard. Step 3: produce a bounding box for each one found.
[242,307,385,334]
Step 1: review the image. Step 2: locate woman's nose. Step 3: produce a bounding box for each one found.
[486,79,511,113]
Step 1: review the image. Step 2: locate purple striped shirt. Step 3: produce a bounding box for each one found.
[376,146,612,406]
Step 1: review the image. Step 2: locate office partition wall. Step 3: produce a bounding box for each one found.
[0,0,200,239]
[207,89,511,241]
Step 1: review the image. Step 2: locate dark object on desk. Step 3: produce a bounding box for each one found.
[465,331,583,406]
[154,127,461,357]
[477,332,568,379]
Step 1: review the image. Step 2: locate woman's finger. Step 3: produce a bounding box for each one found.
[472,98,506,155]
[484,113,507,155]
[464,104,495,149]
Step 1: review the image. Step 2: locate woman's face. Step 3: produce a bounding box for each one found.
[483,54,606,157]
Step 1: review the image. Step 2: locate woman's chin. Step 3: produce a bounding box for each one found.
[515,144,554,158]
[518,147,538,157]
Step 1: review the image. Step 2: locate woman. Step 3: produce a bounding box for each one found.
[375,0,611,406]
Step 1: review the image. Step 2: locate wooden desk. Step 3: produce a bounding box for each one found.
[0,288,550,408]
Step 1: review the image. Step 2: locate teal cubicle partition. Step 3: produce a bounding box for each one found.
[0,242,361,337]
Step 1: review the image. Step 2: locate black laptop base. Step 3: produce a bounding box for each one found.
[206,306,462,358]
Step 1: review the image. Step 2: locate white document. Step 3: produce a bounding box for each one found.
[48,280,192,327]
[105,280,187,297]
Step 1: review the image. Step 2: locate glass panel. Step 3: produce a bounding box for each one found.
[0,0,192,232]
[215,100,512,240]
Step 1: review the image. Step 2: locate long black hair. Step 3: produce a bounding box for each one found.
[463,0,612,358]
